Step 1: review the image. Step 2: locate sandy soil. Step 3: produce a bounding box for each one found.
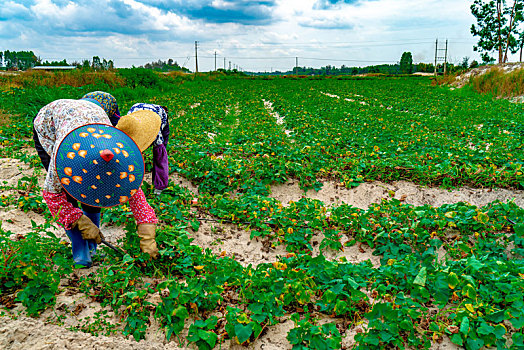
[452,62,524,88]
[1,156,519,349]
[270,179,523,209]
[0,315,182,350]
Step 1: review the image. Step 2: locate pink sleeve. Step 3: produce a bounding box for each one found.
[128,188,158,224]
[42,190,83,230]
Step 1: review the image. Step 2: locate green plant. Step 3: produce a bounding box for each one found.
[187,316,219,350]
[287,313,342,349]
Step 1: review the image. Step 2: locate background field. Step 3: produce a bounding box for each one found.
[0,74,523,350]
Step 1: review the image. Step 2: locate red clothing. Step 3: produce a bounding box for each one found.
[43,188,158,229]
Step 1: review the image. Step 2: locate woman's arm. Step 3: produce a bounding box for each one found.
[42,190,84,229]
[128,188,158,224]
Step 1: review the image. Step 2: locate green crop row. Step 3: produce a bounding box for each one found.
[0,75,523,349]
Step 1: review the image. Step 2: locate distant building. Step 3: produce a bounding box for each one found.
[32,66,76,70]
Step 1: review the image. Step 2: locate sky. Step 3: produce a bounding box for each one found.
[0,0,493,72]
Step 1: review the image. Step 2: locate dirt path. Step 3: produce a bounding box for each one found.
[0,315,181,350]
[270,179,523,209]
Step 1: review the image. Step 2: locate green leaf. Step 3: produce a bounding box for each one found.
[345,277,360,290]
[173,305,189,319]
[287,328,300,345]
[429,322,440,332]
[22,266,37,279]
[466,337,484,350]
[413,267,427,287]
[451,333,463,346]
[190,220,200,231]
[237,312,250,324]
[234,323,253,344]
[493,324,506,339]
[434,274,451,305]
[400,319,412,330]
[475,212,489,224]
[510,316,524,329]
[485,310,505,323]
[447,272,459,289]
[199,329,218,347]
[310,336,329,350]
[462,284,477,300]
[513,223,524,237]
[477,321,494,335]
[460,316,470,335]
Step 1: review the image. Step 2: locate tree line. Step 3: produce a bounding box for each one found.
[0,51,188,73]
[0,50,477,76]
[250,52,477,76]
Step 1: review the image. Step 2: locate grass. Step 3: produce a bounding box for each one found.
[437,64,524,98]
[0,110,13,127]
[7,70,126,88]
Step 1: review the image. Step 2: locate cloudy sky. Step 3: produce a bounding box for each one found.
[0,0,489,71]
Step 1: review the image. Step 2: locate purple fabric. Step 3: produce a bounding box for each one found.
[152,143,169,190]
[161,118,170,146]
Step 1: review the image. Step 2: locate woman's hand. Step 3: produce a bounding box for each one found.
[73,214,104,244]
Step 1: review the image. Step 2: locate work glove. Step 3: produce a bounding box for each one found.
[153,189,163,195]
[72,214,104,244]
[137,223,159,259]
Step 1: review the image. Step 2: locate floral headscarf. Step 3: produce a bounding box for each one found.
[81,91,120,125]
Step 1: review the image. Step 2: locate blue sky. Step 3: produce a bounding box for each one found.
[0,0,488,71]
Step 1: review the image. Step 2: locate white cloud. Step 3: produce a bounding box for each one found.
[31,0,78,22]
[0,0,491,70]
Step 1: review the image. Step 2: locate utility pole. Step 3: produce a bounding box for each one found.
[194,41,199,73]
[444,39,448,75]
[434,39,438,76]
[295,57,298,74]
[224,57,226,69]
[214,51,217,71]
[229,61,231,70]
[434,39,449,76]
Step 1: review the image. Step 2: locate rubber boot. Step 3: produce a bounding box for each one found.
[64,212,100,268]
[83,211,100,257]
[65,227,92,268]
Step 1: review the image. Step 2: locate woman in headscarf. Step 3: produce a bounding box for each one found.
[119,103,170,195]
[32,98,160,268]
[80,91,121,126]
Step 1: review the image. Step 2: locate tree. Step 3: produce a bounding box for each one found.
[461,56,470,69]
[1,50,38,70]
[517,30,524,61]
[471,0,524,64]
[92,56,101,70]
[399,52,413,74]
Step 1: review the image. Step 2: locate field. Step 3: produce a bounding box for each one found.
[0,74,523,350]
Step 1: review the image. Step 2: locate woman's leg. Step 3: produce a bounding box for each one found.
[65,225,93,267]
[33,126,51,171]
[81,207,101,256]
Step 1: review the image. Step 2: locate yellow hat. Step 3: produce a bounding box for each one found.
[116,110,161,152]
